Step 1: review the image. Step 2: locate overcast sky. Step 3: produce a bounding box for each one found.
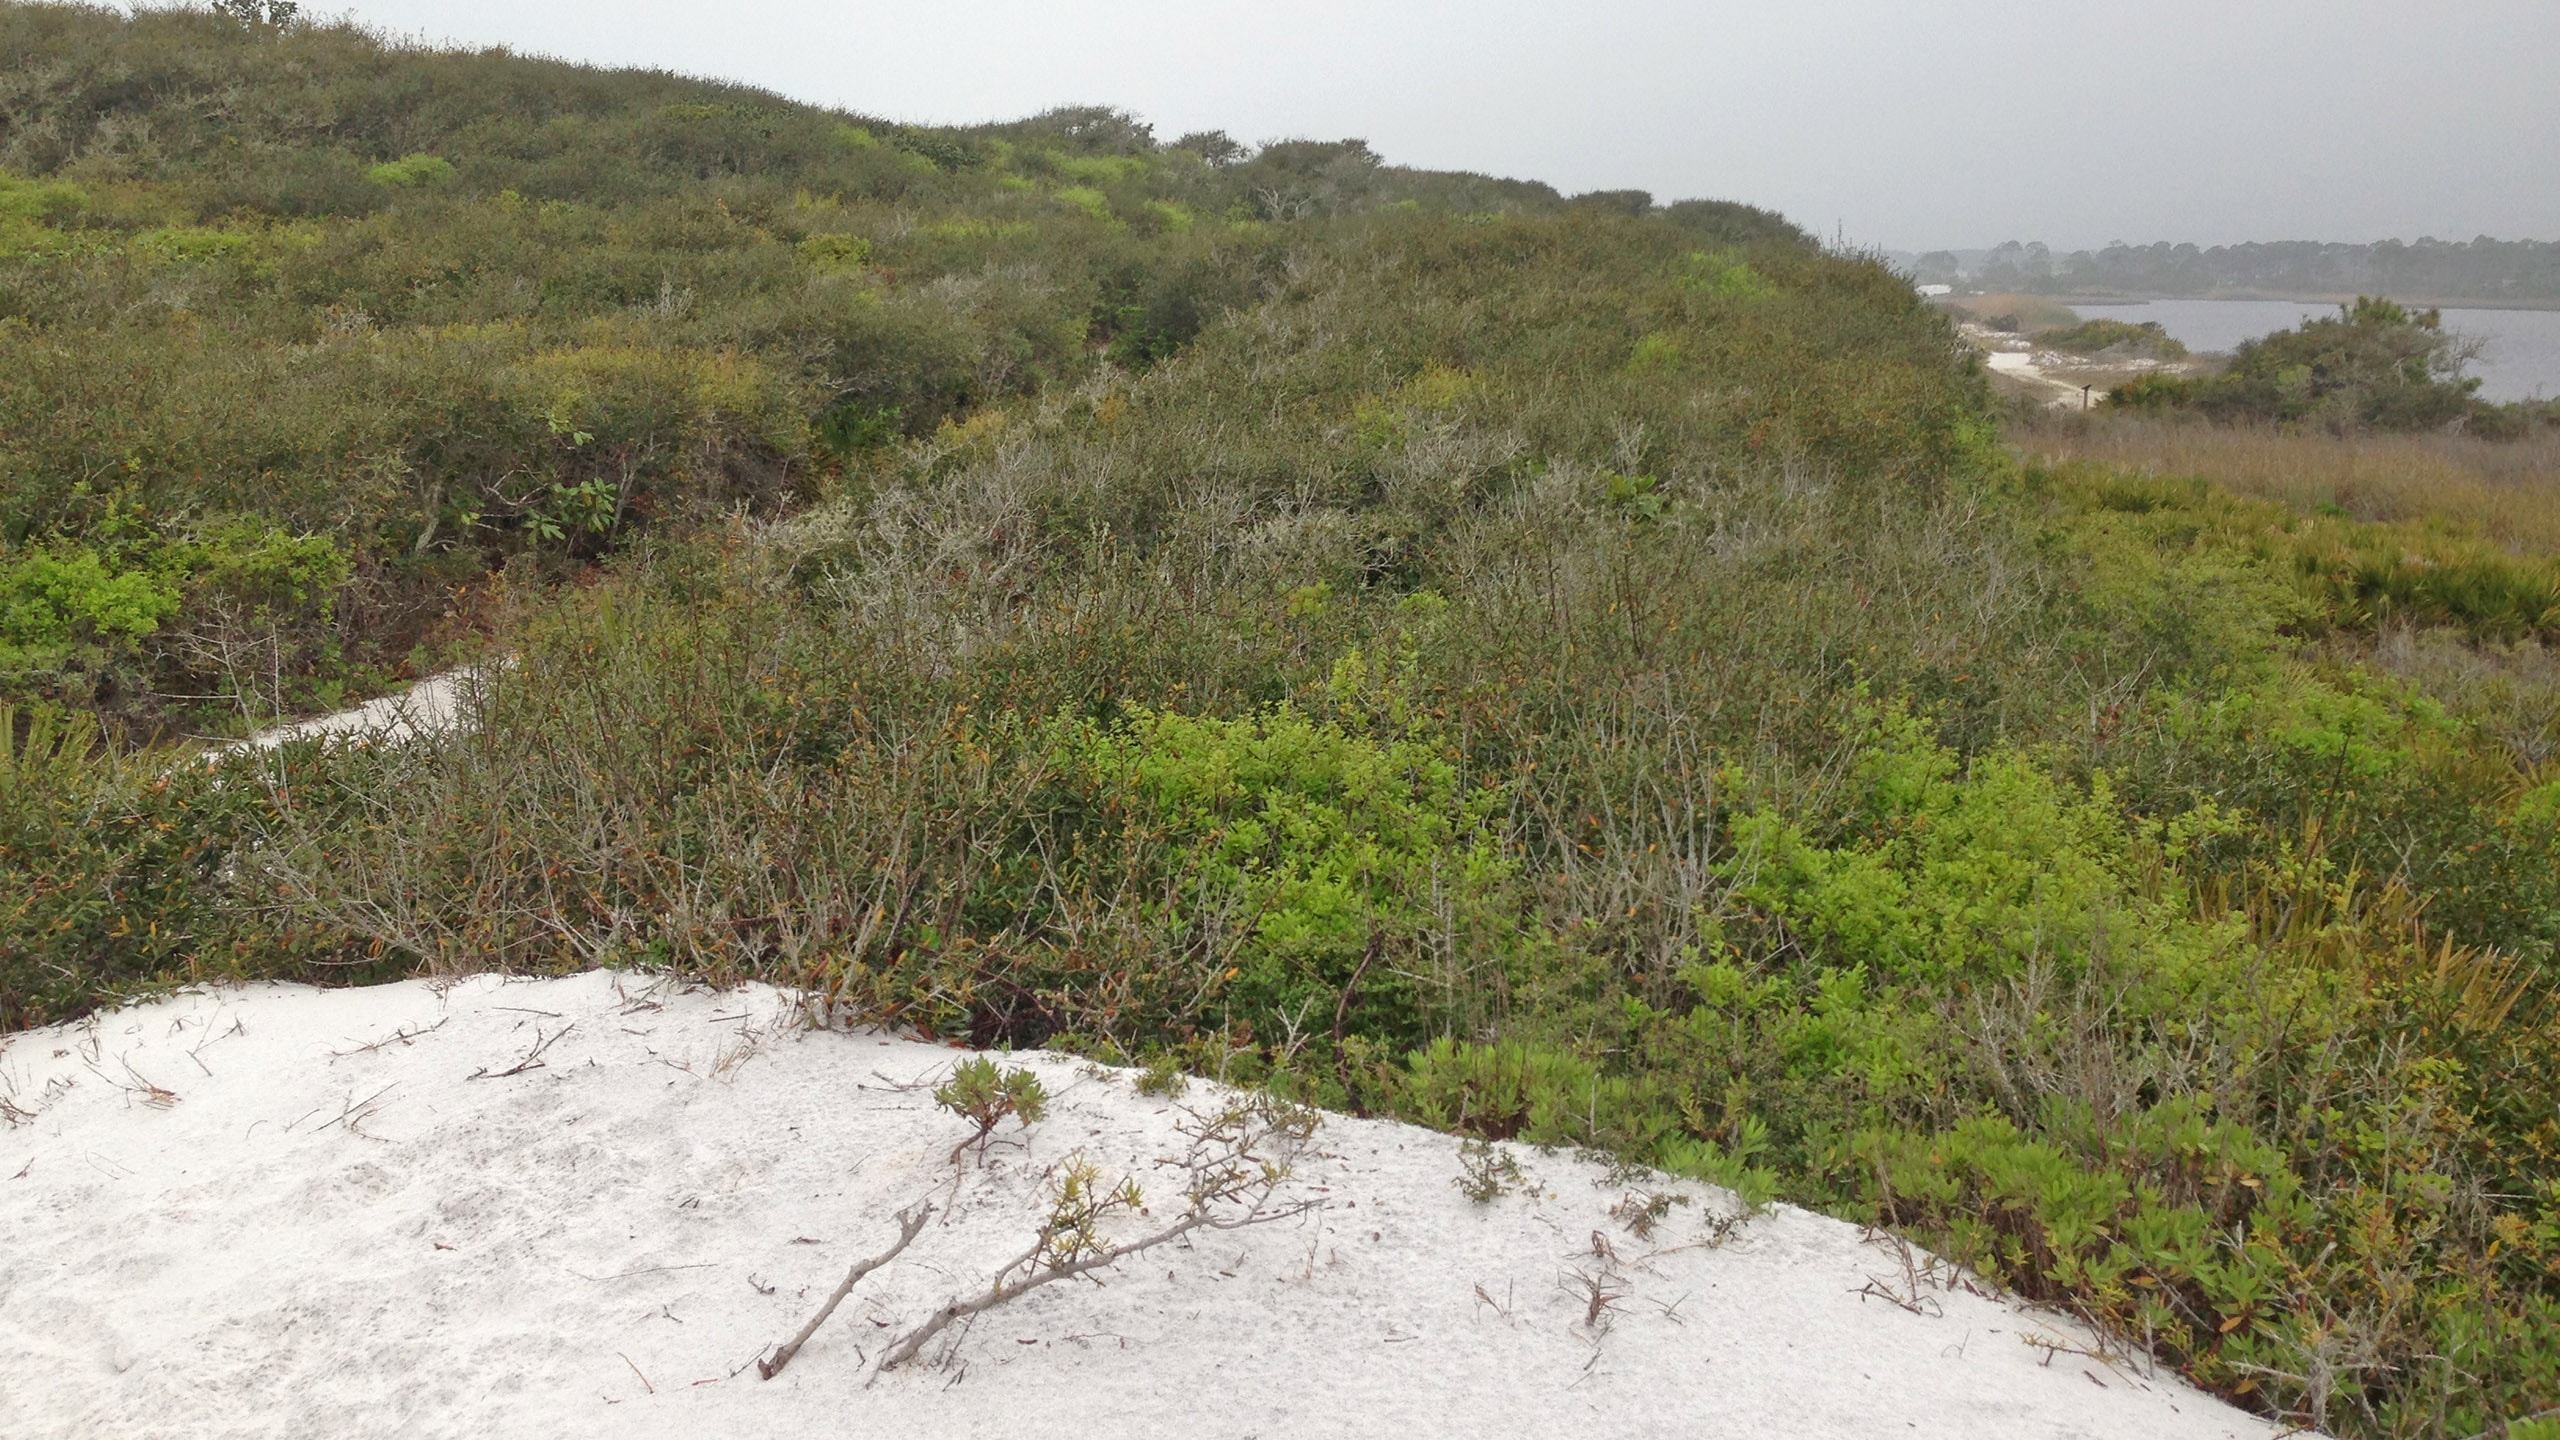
[322,0,2560,251]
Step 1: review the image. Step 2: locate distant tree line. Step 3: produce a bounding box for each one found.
[1907,236,2560,305]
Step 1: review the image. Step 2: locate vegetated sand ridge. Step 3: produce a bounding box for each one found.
[0,973,2290,1439]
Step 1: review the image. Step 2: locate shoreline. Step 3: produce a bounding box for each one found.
[1982,292,2560,314]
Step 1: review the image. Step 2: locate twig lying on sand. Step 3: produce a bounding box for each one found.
[468,1022,573,1080]
[1855,1224,1947,1318]
[319,1082,397,1136]
[330,1016,449,1059]
[873,1182,1312,1375]
[758,1203,934,1380]
[874,1095,1318,1378]
[82,1055,179,1109]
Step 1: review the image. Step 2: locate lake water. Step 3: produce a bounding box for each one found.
[2069,299,2560,403]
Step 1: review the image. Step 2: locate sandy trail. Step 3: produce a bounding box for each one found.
[1962,320,2166,409]
[1,973,2290,1439]
[1985,347,2104,405]
[196,665,489,766]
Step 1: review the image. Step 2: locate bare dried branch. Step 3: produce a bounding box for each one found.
[758,1202,934,1380]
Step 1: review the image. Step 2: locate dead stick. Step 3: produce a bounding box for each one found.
[873,1195,1312,1377]
[758,1203,933,1380]
[330,1015,450,1058]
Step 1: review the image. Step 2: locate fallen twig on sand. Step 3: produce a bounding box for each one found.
[469,1022,573,1080]
[331,1016,449,1059]
[1855,1224,1947,1318]
[874,1094,1318,1378]
[873,1178,1312,1376]
[79,1056,180,1109]
[759,1203,934,1380]
[318,1082,397,1136]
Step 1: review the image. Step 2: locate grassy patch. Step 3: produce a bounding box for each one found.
[2022,415,2560,557]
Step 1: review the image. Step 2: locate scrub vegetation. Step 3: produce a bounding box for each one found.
[2034,317,2188,361]
[2106,298,2555,436]
[3,6,2557,1434]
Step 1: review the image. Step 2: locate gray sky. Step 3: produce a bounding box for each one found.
[328,0,2560,251]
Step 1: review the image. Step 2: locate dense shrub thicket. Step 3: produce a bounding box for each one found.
[4,7,2557,1434]
[2034,316,2187,360]
[4,2,1801,727]
[2107,298,2532,435]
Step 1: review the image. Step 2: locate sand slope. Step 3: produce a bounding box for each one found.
[0,973,2288,1439]
[220,668,478,758]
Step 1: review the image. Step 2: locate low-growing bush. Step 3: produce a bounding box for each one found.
[0,705,383,1029]
[935,1055,1049,1159]
[2048,461,2560,646]
[2105,297,2503,434]
[2034,316,2188,360]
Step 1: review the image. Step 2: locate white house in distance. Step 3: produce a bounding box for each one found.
[1914,283,1953,297]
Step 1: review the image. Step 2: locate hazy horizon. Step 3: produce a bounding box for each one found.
[295,0,2560,253]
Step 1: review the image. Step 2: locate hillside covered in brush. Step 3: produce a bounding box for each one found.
[0,0,1803,724]
[5,7,2559,1437]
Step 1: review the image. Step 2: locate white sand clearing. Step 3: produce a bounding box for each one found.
[0,974,2290,1440]
[1982,344,2097,406]
[202,664,487,765]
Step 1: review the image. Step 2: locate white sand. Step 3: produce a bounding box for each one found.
[0,974,2289,1439]
[204,666,483,764]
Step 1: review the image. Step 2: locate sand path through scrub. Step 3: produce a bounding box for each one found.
[0,973,2291,1439]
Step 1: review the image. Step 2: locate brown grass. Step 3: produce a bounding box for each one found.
[2020,415,2560,557]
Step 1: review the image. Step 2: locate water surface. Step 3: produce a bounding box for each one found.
[2070,299,2560,402]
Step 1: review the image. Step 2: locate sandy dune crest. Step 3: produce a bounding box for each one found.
[0,973,2288,1439]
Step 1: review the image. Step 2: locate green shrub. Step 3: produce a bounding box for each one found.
[794,232,871,270]
[2050,460,2560,646]
[1624,331,1683,374]
[365,154,454,188]
[2034,317,2187,359]
[935,1055,1049,1157]
[1054,185,1111,222]
[134,225,255,264]
[0,171,88,222]
[2106,297,2484,432]
[0,546,182,676]
[1043,685,1520,1048]
[1679,250,1774,302]
[0,709,381,1029]
[3,519,350,720]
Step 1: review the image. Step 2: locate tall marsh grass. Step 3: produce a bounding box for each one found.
[2025,415,2560,556]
